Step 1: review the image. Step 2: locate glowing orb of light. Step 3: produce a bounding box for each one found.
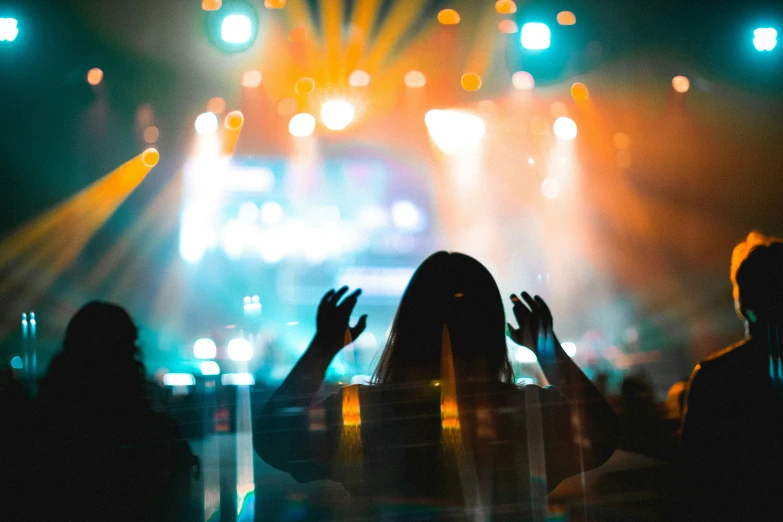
[288,113,316,137]
[512,71,535,90]
[225,110,244,130]
[561,341,577,357]
[553,116,577,141]
[200,361,220,376]
[86,68,103,86]
[143,126,159,144]
[753,27,777,52]
[349,69,371,87]
[557,11,576,26]
[672,75,690,93]
[227,338,253,361]
[264,0,286,8]
[10,356,23,369]
[498,20,518,34]
[193,338,217,359]
[541,178,561,199]
[521,22,551,50]
[571,82,589,101]
[424,109,486,154]
[195,112,219,135]
[141,148,160,167]
[260,201,284,223]
[461,73,482,91]
[320,99,355,131]
[0,18,19,42]
[404,70,427,88]
[206,97,226,114]
[613,132,630,150]
[496,0,517,14]
[242,70,262,88]
[294,77,315,94]
[221,14,253,44]
[437,9,460,25]
[391,200,423,231]
[202,0,222,11]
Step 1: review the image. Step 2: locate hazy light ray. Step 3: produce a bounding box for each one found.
[345,0,382,71]
[464,5,500,79]
[318,0,344,83]
[283,0,326,78]
[364,1,429,72]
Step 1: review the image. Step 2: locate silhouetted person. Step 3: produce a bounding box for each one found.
[30,302,198,521]
[255,252,619,519]
[680,233,783,519]
[0,364,31,519]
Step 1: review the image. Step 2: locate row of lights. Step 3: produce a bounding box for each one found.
[193,337,253,362]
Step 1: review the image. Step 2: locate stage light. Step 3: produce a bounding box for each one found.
[10,356,23,369]
[260,201,284,223]
[193,338,218,359]
[521,22,550,50]
[498,20,518,34]
[561,342,577,357]
[86,68,104,86]
[227,338,253,361]
[557,11,576,26]
[512,71,535,90]
[141,148,160,167]
[528,158,535,165]
[288,113,316,137]
[264,0,286,8]
[404,70,427,88]
[437,9,460,25]
[553,117,577,141]
[163,373,196,386]
[206,97,226,114]
[295,77,315,94]
[202,0,222,11]
[222,14,253,43]
[753,28,777,51]
[672,75,690,93]
[222,373,255,386]
[391,200,423,231]
[195,112,219,135]
[0,18,19,42]
[348,69,371,87]
[241,69,262,88]
[200,361,220,376]
[495,0,517,15]
[571,82,589,101]
[461,73,482,91]
[207,2,257,51]
[424,109,486,154]
[143,126,159,144]
[541,178,561,199]
[320,100,355,131]
[225,110,244,130]
[509,337,537,363]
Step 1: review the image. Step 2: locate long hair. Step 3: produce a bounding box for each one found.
[373,252,514,384]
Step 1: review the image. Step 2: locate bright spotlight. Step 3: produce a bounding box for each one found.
[561,341,577,357]
[200,361,220,376]
[227,338,253,361]
[424,109,486,154]
[222,14,252,43]
[0,18,19,42]
[320,100,355,131]
[207,2,258,51]
[193,338,217,359]
[195,112,219,135]
[391,201,423,231]
[521,22,551,50]
[221,373,255,386]
[163,373,196,386]
[288,113,316,137]
[753,27,777,51]
[553,116,577,141]
[10,356,23,369]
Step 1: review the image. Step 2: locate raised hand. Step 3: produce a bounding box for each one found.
[315,286,367,356]
[508,292,556,363]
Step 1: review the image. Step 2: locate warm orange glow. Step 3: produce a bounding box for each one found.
[341,384,361,427]
[201,0,222,11]
[241,70,262,88]
[264,0,286,8]
[437,9,460,25]
[225,110,244,130]
[571,82,589,101]
[530,116,547,135]
[613,132,630,150]
[206,97,226,114]
[404,70,426,88]
[440,326,460,431]
[348,69,371,87]
[550,102,567,118]
[288,26,307,43]
[461,72,482,91]
[143,126,159,144]
[512,70,534,90]
[477,99,497,114]
[672,75,690,93]
[557,11,576,26]
[498,19,518,34]
[86,68,103,86]
[141,148,160,168]
[295,77,315,94]
[277,98,297,115]
[495,0,517,14]
[617,150,632,169]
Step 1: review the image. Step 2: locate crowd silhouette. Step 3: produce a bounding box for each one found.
[1,234,781,520]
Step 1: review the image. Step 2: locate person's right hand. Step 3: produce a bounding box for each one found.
[508,292,556,363]
[314,286,367,357]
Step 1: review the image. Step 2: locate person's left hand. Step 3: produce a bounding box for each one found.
[508,292,556,362]
[314,286,367,356]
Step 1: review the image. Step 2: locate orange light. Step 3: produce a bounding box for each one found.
[512,71,534,90]
[277,98,297,115]
[288,26,307,43]
[341,385,361,427]
[437,9,460,25]
[241,70,262,88]
[225,110,244,130]
[141,148,160,168]
[206,97,226,114]
[86,68,103,86]
[571,82,589,101]
[201,0,222,11]
[672,75,690,93]
[550,101,567,118]
[461,73,482,91]
[617,150,632,169]
[264,0,286,8]
[557,11,576,26]
[613,132,630,150]
[495,0,517,15]
[498,19,518,34]
[143,126,159,144]
[404,70,427,88]
[295,77,315,94]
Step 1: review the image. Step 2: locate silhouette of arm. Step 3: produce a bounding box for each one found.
[679,363,718,505]
[254,287,366,482]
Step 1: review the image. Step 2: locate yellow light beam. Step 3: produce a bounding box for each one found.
[345,0,382,71]
[319,0,345,83]
[364,1,429,72]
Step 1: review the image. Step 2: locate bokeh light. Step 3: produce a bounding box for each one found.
[227,338,253,361]
[541,178,561,199]
[553,117,578,141]
[221,14,253,44]
[461,73,482,91]
[288,113,316,137]
[143,126,159,144]
[477,99,497,114]
[437,9,460,25]
[264,0,286,8]
[141,148,160,168]
[753,27,778,52]
[202,0,222,11]
[557,11,576,26]
[498,20,518,34]
[320,100,355,131]
[495,0,517,14]
[86,68,103,86]
[10,356,23,369]
[195,112,219,135]
[242,70,262,88]
[521,22,551,50]
[206,96,226,114]
[260,201,284,224]
[672,75,690,93]
[512,71,535,90]
[425,110,486,154]
[200,361,220,376]
[288,26,307,43]
[225,110,244,130]
[295,77,315,94]
[561,342,577,357]
[404,70,427,88]
[193,338,217,359]
[613,132,630,150]
[348,69,371,87]
[571,82,589,101]
[277,97,297,115]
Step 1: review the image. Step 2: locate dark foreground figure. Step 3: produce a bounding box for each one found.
[255,252,619,520]
[680,233,783,520]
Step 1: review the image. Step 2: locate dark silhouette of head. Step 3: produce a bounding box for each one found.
[373,252,514,384]
[730,232,783,324]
